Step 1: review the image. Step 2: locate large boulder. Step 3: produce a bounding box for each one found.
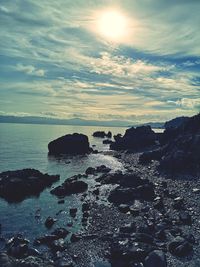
[0,169,59,202]
[48,133,91,155]
[160,134,200,172]
[92,131,112,138]
[110,126,156,151]
[51,175,88,197]
[161,113,200,145]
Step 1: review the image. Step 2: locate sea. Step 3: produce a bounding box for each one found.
[0,123,127,248]
[0,123,163,263]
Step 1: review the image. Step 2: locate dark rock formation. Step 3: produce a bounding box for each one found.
[103,139,113,145]
[103,172,155,205]
[164,116,189,130]
[0,169,59,202]
[51,175,88,197]
[144,250,167,267]
[139,113,200,172]
[110,126,156,151]
[168,236,193,256]
[92,131,112,138]
[48,133,91,155]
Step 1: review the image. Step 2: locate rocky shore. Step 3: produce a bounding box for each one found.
[0,114,199,267]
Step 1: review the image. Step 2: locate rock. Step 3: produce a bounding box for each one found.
[103,139,113,145]
[69,208,77,218]
[192,188,200,193]
[70,234,81,243]
[82,202,90,211]
[110,126,156,151]
[119,223,136,234]
[50,238,66,252]
[110,240,154,263]
[0,252,14,267]
[108,179,155,205]
[35,228,69,246]
[45,217,57,228]
[0,169,59,202]
[93,131,112,138]
[139,149,163,164]
[160,127,200,172]
[51,176,88,197]
[58,200,65,204]
[132,233,154,244]
[96,165,111,173]
[6,236,29,259]
[85,167,96,175]
[48,133,91,155]
[51,228,69,239]
[173,197,184,210]
[168,236,193,256]
[144,250,167,267]
[179,211,192,225]
[118,204,130,213]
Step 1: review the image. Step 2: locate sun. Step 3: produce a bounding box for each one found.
[96,10,128,42]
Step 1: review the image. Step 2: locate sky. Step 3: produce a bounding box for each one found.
[0,0,200,124]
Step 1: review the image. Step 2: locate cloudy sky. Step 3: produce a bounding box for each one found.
[0,0,200,123]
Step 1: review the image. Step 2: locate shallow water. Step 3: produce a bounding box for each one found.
[0,123,126,242]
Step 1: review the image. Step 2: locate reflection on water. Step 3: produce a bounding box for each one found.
[0,123,125,242]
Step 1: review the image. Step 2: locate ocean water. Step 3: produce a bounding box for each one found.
[0,123,126,244]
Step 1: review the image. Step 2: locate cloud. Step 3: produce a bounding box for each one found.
[16,64,45,77]
[0,0,199,123]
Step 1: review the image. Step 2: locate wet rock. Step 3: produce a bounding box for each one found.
[108,181,155,205]
[82,202,90,212]
[85,167,96,175]
[45,217,57,228]
[93,131,112,138]
[110,126,156,151]
[48,133,91,155]
[168,236,193,256]
[0,252,14,267]
[93,188,100,196]
[96,165,111,173]
[103,139,113,145]
[34,228,69,246]
[58,200,65,204]
[52,228,69,239]
[6,236,29,259]
[70,234,81,243]
[69,208,77,218]
[51,177,88,197]
[118,204,130,213]
[0,169,59,202]
[51,239,66,252]
[144,250,167,267]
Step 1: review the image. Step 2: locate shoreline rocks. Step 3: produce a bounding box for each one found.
[51,175,88,197]
[110,126,156,151]
[92,131,112,138]
[48,133,91,155]
[0,169,60,202]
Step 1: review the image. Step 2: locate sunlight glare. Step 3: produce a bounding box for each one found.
[96,10,128,42]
